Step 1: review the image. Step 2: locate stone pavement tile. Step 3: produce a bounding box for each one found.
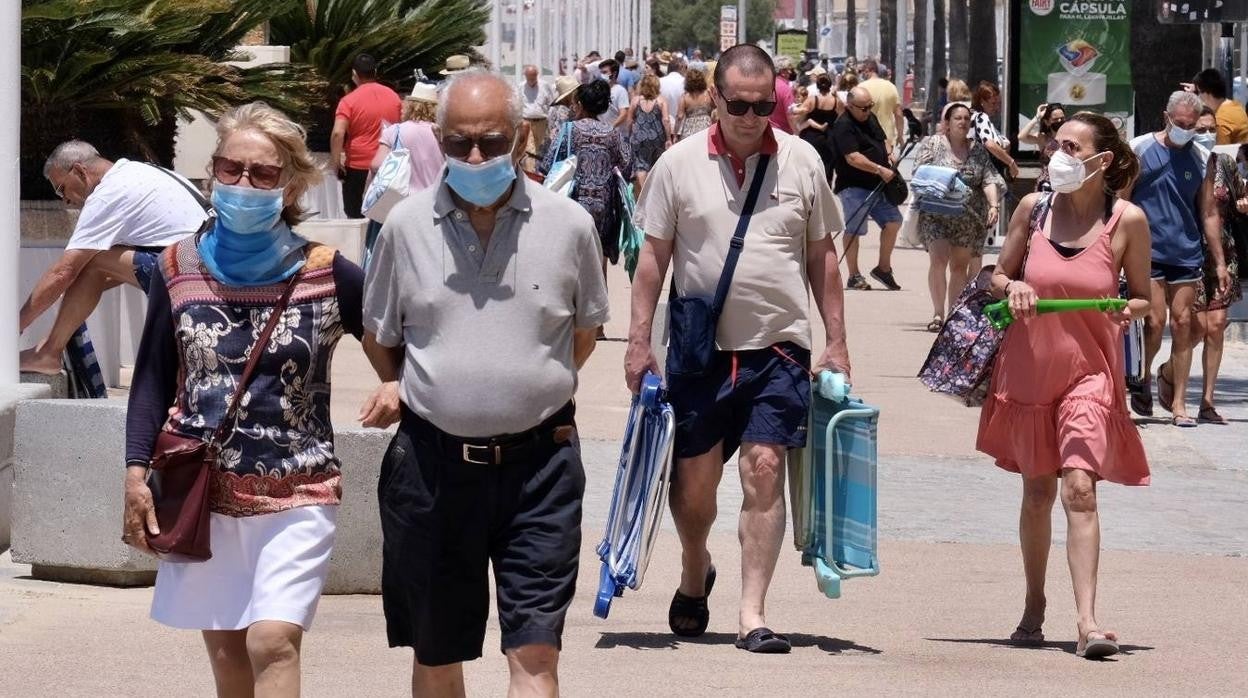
[3,536,1246,697]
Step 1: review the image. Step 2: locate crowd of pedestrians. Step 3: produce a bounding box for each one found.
[13,35,1228,698]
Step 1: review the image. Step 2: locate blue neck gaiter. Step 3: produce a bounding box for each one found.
[198,219,307,287]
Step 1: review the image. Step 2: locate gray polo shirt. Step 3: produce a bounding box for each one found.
[363,173,610,437]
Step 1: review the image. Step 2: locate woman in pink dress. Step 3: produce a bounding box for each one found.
[977,112,1152,659]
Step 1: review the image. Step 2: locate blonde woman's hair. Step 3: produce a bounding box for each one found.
[403,99,438,123]
[638,75,661,100]
[946,79,972,103]
[213,102,322,226]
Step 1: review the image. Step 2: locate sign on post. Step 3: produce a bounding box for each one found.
[721,5,737,51]
[1019,1,1134,138]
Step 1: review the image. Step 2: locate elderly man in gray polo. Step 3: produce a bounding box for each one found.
[359,70,608,696]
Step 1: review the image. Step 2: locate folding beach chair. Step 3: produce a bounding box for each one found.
[594,371,676,618]
[787,371,881,600]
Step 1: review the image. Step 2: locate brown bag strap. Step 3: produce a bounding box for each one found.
[207,272,302,450]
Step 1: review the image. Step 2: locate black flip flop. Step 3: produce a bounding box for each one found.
[735,626,792,654]
[668,565,716,638]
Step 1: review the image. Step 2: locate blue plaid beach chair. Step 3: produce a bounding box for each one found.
[788,371,880,599]
[594,371,676,618]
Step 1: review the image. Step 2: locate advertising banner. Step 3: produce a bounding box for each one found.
[1019,1,1133,139]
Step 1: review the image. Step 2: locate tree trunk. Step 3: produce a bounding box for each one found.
[948,0,967,80]
[808,0,818,50]
[966,0,997,87]
[846,0,857,59]
[913,0,927,90]
[1131,9,1203,135]
[880,0,896,72]
[925,0,946,134]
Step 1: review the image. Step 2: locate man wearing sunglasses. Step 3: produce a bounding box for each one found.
[831,86,905,291]
[19,140,210,375]
[628,44,851,655]
[360,70,608,696]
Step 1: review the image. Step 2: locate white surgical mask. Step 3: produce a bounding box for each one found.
[1048,150,1103,193]
[1194,132,1217,150]
[1168,123,1196,147]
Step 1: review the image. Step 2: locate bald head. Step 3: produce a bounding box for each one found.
[437,70,523,132]
[847,86,874,121]
[523,65,538,85]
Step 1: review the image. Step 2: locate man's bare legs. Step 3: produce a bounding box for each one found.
[20,247,137,373]
[1158,283,1198,419]
[1142,278,1169,390]
[669,442,724,616]
[411,659,466,698]
[506,645,559,698]
[737,442,787,636]
[876,220,901,273]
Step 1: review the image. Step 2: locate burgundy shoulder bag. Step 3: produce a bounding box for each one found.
[145,273,301,561]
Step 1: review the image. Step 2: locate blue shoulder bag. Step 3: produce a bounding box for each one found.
[666,154,771,377]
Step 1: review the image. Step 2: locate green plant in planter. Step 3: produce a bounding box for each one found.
[21,0,323,199]
[269,0,490,151]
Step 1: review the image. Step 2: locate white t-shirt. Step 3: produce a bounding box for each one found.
[600,83,631,129]
[660,72,686,128]
[67,159,208,251]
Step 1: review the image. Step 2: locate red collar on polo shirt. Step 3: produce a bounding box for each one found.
[707,123,778,187]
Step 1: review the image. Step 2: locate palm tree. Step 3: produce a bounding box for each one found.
[1131,9,1201,134]
[913,0,927,91]
[846,0,857,59]
[21,0,321,198]
[947,0,967,81]
[269,0,491,149]
[925,0,946,131]
[966,0,997,87]
[879,0,896,69]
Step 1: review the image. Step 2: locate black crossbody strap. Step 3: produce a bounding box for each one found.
[710,153,771,319]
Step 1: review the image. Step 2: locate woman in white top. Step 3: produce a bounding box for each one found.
[370,83,444,194]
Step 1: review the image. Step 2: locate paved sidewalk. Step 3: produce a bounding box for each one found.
[6,234,1247,695]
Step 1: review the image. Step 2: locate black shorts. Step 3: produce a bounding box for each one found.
[379,403,585,666]
[667,341,812,462]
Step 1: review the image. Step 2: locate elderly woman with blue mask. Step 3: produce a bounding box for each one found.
[122,102,365,697]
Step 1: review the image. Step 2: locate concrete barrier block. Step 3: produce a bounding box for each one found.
[1,384,55,554]
[11,399,157,585]
[323,428,390,594]
[10,398,392,592]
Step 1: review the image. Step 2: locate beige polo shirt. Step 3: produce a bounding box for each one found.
[861,77,901,149]
[635,125,842,351]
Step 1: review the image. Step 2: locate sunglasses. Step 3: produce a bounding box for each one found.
[850,102,875,112]
[721,99,778,117]
[442,132,516,160]
[1194,126,1217,134]
[212,156,284,190]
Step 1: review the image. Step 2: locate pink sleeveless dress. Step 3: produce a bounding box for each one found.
[977,194,1150,486]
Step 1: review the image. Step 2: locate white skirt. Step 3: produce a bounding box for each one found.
[150,505,338,631]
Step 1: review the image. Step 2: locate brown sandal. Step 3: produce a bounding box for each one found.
[1156,362,1175,414]
[1198,405,1228,425]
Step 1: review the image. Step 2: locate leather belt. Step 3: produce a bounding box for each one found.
[402,402,575,466]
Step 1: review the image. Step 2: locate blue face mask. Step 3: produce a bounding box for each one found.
[211,182,285,234]
[1194,132,1217,150]
[1238,162,1248,179]
[1168,123,1196,147]
[444,153,517,207]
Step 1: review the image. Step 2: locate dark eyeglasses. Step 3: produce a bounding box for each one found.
[850,102,875,112]
[442,133,516,160]
[212,156,284,190]
[722,99,777,117]
[1194,126,1217,134]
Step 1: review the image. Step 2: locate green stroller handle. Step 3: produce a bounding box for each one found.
[983,298,1128,330]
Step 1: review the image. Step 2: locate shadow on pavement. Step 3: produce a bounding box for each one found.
[594,631,882,655]
[925,637,1156,658]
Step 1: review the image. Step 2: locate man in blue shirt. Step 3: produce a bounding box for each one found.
[616,52,641,92]
[1127,90,1229,424]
